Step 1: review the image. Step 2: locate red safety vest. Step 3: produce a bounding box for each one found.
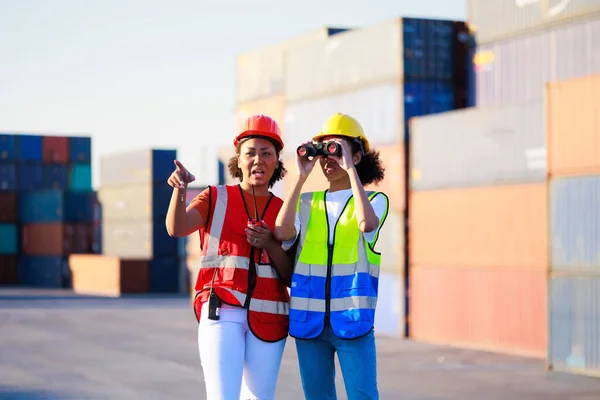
[193,184,290,342]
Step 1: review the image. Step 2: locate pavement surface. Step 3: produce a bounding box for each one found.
[1,287,600,400]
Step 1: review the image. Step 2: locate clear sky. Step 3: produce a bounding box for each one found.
[0,0,466,188]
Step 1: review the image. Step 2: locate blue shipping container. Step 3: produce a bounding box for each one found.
[550,176,600,272]
[403,18,454,80]
[16,135,43,162]
[149,257,179,293]
[0,223,18,254]
[16,164,44,191]
[19,190,96,223]
[42,165,69,190]
[18,256,68,288]
[404,81,455,141]
[69,164,92,191]
[152,185,173,218]
[69,136,92,163]
[549,275,600,376]
[0,134,16,161]
[153,219,178,257]
[152,150,177,183]
[0,164,17,190]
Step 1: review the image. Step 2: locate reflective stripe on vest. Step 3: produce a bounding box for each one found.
[289,190,389,340]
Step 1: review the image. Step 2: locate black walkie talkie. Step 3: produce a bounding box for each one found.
[207,269,221,320]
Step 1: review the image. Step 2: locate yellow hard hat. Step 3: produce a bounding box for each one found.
[312,112,371,152]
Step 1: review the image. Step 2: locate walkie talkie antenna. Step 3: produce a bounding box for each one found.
[251,184,259,221]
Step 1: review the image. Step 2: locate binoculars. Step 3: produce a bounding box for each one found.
[296,141,342,158]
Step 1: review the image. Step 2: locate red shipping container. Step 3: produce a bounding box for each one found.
[42,136,69,164]
[22,223,94,256]
[410,266,547,358]
[0,192,17,223]
[0,255,17,284]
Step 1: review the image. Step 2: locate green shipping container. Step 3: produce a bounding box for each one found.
[0,223,18,254]
[69,164,92,191]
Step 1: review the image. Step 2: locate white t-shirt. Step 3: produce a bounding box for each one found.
[282,189,388,249]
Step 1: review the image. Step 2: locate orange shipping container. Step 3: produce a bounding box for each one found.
[410,266,547,357]
[69,254,149,296]
[22,223,95,256]
[547,74,600,177]
[410,183,547,269]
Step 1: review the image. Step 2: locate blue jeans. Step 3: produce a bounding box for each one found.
[295,325,378,400]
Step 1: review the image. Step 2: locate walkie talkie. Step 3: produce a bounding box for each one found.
[207,269,221,320]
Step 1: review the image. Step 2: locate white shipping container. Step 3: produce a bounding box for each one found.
[475,14,600,106]
[411,99,546,190]
[285,19,404,101]
[284,82,403,149]
[374,270,405,337]
[236,27,349,104]
[469,0,600,44]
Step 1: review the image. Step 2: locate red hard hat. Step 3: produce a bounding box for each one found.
[234,114,284,151]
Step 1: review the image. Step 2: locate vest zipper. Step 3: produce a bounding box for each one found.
[325,243,334,324]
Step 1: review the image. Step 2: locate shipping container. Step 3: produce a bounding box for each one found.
[374,271,404,337]
[98,184,172,221]
[236,27,349,103]
[0,164,16,190]
[15,135,43,161]
[550,175,600,272]
[42,165,69,190]
[19,190,96,223]
[69,136,92,163]
[178,257,190,294]
[0,192,17,223]
[21,222,94,256]
[235,96,285,139]
[69,163,92,191]
[100,149,176,187]
[0,134,16,161]
[548,274,600,377]
[0,223,18,254]
[285,82,404,148]
[16,164,43,191]
[411,100,546,190]
[365,144,406,212]
[475,15,600,106]
[410,266,547,357]
[69,254,149,296]
[18,255,69,288]
[410,183,548,269]
[102,218,177,259]
[149,257,179,293]
[0,255,17,284]
[468,0,600,44]
[375,209,405,273]
[42,136,69,164]
[285,18,468,101]
[547,75,600,176]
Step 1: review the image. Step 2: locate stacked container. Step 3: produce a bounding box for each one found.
[235,27,350,198]
[470,0,600,107]
[0,133,97,288]
[546,73,600,377]
[409,99,548,357]
[95,149,180,293]
[281,17,473,337]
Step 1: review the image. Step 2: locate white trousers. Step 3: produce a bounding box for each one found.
[197,302,286,400]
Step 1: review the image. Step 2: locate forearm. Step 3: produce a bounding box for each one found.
[348,168,379,232]
[274,178,304,241]
[165,188,189,237]
[265,242,293,286]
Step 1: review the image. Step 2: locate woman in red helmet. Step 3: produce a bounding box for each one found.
[165,114,293,400]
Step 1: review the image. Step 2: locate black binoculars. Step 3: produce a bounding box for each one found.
[296,141,342,158]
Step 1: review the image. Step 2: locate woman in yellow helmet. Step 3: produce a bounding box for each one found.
[275,112,388,400]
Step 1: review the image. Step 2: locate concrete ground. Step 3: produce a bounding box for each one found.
[1,288,600,400]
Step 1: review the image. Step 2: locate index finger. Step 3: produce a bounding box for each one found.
[174,159,185,172]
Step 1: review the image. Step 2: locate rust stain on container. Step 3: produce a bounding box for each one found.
[410,183,547,269]
[69,254,149,296]
[410,265,547,357]
[547,74,600,177]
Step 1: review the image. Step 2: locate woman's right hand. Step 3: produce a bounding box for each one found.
[168,160,196,189]
[296,141,319,181]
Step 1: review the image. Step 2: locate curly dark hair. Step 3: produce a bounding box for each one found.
[320,137,385,186]
[227,137,287,189]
